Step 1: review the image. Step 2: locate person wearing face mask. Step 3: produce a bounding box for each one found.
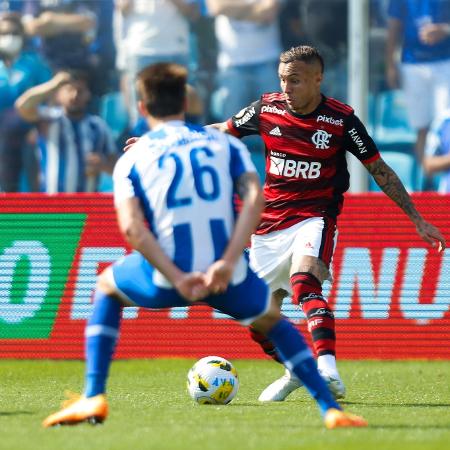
[0,12,51,192]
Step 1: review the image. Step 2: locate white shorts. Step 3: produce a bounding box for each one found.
[401,59,450,129]
[249,217,337,294]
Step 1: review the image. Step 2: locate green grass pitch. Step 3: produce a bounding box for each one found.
[1,359,449,450]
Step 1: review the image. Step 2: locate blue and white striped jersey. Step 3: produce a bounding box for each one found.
[37,107,117,193]
[113,121,257,279]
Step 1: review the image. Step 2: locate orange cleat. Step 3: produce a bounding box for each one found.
[42,393,108,428]
[324,408,368,429]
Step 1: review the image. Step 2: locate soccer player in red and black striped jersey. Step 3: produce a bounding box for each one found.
[211,45,446,402]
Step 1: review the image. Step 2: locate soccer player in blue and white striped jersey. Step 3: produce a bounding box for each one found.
[42,63,367,429]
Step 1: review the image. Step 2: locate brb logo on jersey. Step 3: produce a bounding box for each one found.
[311,130,332,149]
[269,153,321,179]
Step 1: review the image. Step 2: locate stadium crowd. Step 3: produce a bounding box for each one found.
[0,0,449,193]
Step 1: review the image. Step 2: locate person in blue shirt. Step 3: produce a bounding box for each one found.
[41,62,367,430]
[386,0,450,163]
[424,109,450,192]
[15,70,117,192]
[0,12,51,192]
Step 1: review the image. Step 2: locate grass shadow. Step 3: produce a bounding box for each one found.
[369,424,450,430]
[0,411,35,416]
[341,401,450,408]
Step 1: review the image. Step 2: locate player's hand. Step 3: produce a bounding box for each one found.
[174,272,208,302]
[85,152,102,176]
[416,221,446,252]
[51,71,73,89]
[123,137,139,152]
[204,260,234,295]
[419,23,449,45]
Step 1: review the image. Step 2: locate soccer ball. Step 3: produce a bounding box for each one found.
[187,356,239,405]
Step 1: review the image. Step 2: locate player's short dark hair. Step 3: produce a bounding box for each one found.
[279,46,324,73]
[136,63,187,118]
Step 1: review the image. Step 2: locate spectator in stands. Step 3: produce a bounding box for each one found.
[301,0,348,101]
[113,0,200,125]
[206,0,283,121]
[15,71,118,193]
[423,109,450,193]
[278,0,305,51]
[0,12,51,192]
[22,0,98,71]
[0,1,24,14]
[386,0,450,162]
[91,0,116,96]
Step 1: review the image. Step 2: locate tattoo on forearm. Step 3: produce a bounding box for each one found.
[235,173,251,199]
[367,159,421,221]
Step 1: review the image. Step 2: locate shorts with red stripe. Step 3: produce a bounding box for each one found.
[249,216,337,294]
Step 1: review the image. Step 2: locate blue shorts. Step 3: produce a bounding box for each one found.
[111,252,270,325]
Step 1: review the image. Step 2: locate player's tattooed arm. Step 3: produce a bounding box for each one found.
[235,172,253,199]
[365,158,446,251]
[366,158,421,220]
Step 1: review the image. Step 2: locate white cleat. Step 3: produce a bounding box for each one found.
[258,369,303,402]
[258,369,346,402]
[320,371,346,400]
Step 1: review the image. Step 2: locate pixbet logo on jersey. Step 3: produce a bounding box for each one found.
[261,105,286,116]
[316,115,344,126]
[269,153,321,179]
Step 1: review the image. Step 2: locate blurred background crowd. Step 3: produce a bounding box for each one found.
[0,0,449,194]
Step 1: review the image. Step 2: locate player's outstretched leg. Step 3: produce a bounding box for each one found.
[254,315,367,428]
[258,273,345,402]
[298,271,346,399]
[43,290,121,427]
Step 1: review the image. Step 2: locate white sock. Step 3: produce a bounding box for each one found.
[317,354,339,377]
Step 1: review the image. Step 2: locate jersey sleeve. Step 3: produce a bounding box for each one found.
[344,113,381,164]
[426,118,450,157]
[227,135,257,181]
[112,153,136,207]
[226,100,262,138]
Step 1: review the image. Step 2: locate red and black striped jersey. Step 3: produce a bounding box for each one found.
[227,93,380,235]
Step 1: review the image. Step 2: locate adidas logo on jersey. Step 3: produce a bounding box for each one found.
[269,126,282,136]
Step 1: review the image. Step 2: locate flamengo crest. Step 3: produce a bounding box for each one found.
[311,130,332,149]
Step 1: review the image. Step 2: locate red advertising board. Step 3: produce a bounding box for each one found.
[0,193,449,359]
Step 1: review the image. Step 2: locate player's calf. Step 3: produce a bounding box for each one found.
[249,326,281,362]
[291,272,336,357]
